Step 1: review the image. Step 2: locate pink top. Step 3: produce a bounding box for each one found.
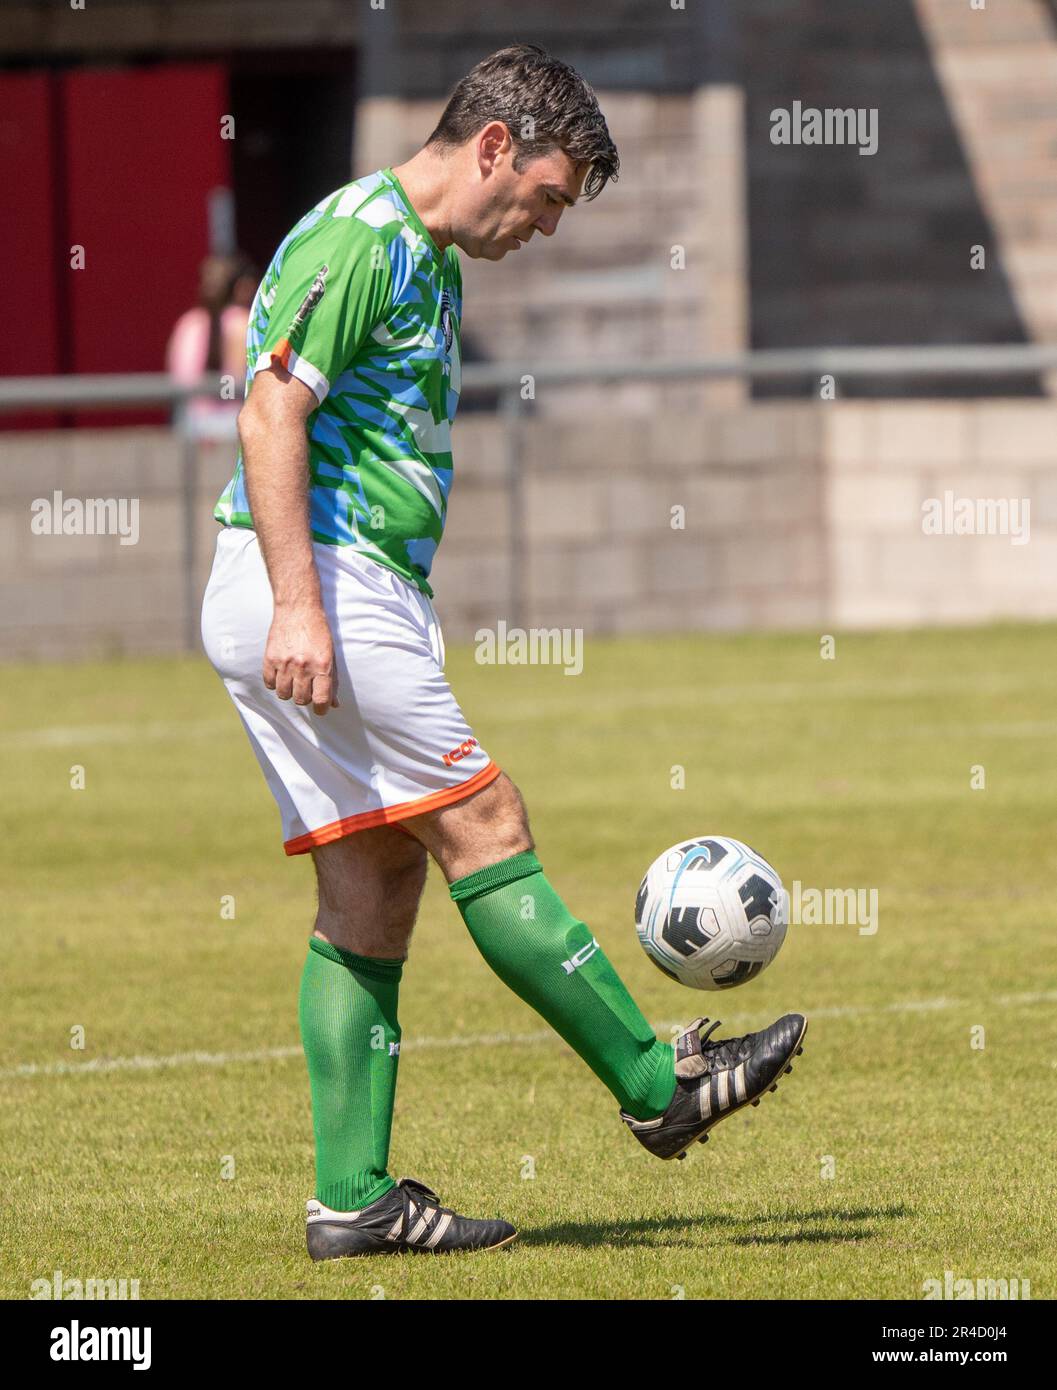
[166,305,249,432]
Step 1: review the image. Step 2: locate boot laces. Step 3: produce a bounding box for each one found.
[397,1177,456,1227]
[694,1016,756,1070]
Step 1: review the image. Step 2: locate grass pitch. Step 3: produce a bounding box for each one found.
[1,623,1055,1300]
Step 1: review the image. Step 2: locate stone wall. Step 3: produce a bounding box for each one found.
[739,0,1054,394]
[821,400,1057,625]
[2,400,1054,662]
[6,0,1053,391]
[354,88,748,404]
[914,0,1057,352]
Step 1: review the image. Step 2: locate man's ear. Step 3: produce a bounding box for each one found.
[476,121,513,177]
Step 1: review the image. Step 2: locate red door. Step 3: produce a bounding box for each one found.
[0,73,63,428]
[62,63,232,426]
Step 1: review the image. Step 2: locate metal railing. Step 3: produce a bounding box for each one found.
[2,342,1056,647]
[4,343,1057,410]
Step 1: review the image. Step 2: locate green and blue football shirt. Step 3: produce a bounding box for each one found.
[214,167,462,596]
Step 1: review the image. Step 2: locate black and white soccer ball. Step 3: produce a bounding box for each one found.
[635,836,788,991]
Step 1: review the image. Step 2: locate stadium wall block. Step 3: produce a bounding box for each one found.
[1,399,1056,661]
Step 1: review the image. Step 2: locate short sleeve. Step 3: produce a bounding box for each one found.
[255,216,393,404]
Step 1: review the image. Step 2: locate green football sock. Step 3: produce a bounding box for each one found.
[298,937,402,1211]
[450,852,676,1121]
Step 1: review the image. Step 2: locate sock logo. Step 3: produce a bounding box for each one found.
[561,937,600,975]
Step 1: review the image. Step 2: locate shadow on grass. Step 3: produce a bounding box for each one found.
[727,1227,876,1246]
[763,1205,911,1224]
[519,1204,910,1251]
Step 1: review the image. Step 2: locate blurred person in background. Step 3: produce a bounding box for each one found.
[166,252,258,439]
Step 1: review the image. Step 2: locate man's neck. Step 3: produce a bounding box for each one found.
[390,148,456,252]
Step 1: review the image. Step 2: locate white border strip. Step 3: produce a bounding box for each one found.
[3,991,1055,1082]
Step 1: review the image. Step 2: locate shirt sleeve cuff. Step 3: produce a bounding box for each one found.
[254,340,330,404]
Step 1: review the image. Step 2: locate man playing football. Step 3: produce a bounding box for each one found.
[202,43,807,1260]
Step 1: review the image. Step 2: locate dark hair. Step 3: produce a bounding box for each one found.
[425,44,619,201]
[200,252,257,372]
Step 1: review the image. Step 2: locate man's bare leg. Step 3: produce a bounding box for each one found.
[402,772,532,882]
[311,822,428,957]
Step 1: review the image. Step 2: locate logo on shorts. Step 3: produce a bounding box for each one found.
[442,737,478,767]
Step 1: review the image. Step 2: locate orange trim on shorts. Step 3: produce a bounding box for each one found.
[283,760,502,856]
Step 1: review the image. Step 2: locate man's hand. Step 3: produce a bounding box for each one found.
[263,602,340,716]
[239,364,339,718]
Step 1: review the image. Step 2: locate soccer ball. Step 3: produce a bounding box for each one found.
[635,836,787,991]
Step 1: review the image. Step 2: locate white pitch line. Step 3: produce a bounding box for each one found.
[481,673,1039,723]
[0,1032,558,1080]
[0,720,231,750]
[3,990,1055,1083]
[1,1045,305,1079]
[10,714,1051,759]
[2,673,1041,750]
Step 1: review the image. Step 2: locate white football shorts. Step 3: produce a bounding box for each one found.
[201,525,499,855]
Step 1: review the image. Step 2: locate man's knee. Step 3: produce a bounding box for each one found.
[488,775,533,858]
[448,772,532,855]
[383,847,429,926]
[311,826,427,954]
[405,772,534,880]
